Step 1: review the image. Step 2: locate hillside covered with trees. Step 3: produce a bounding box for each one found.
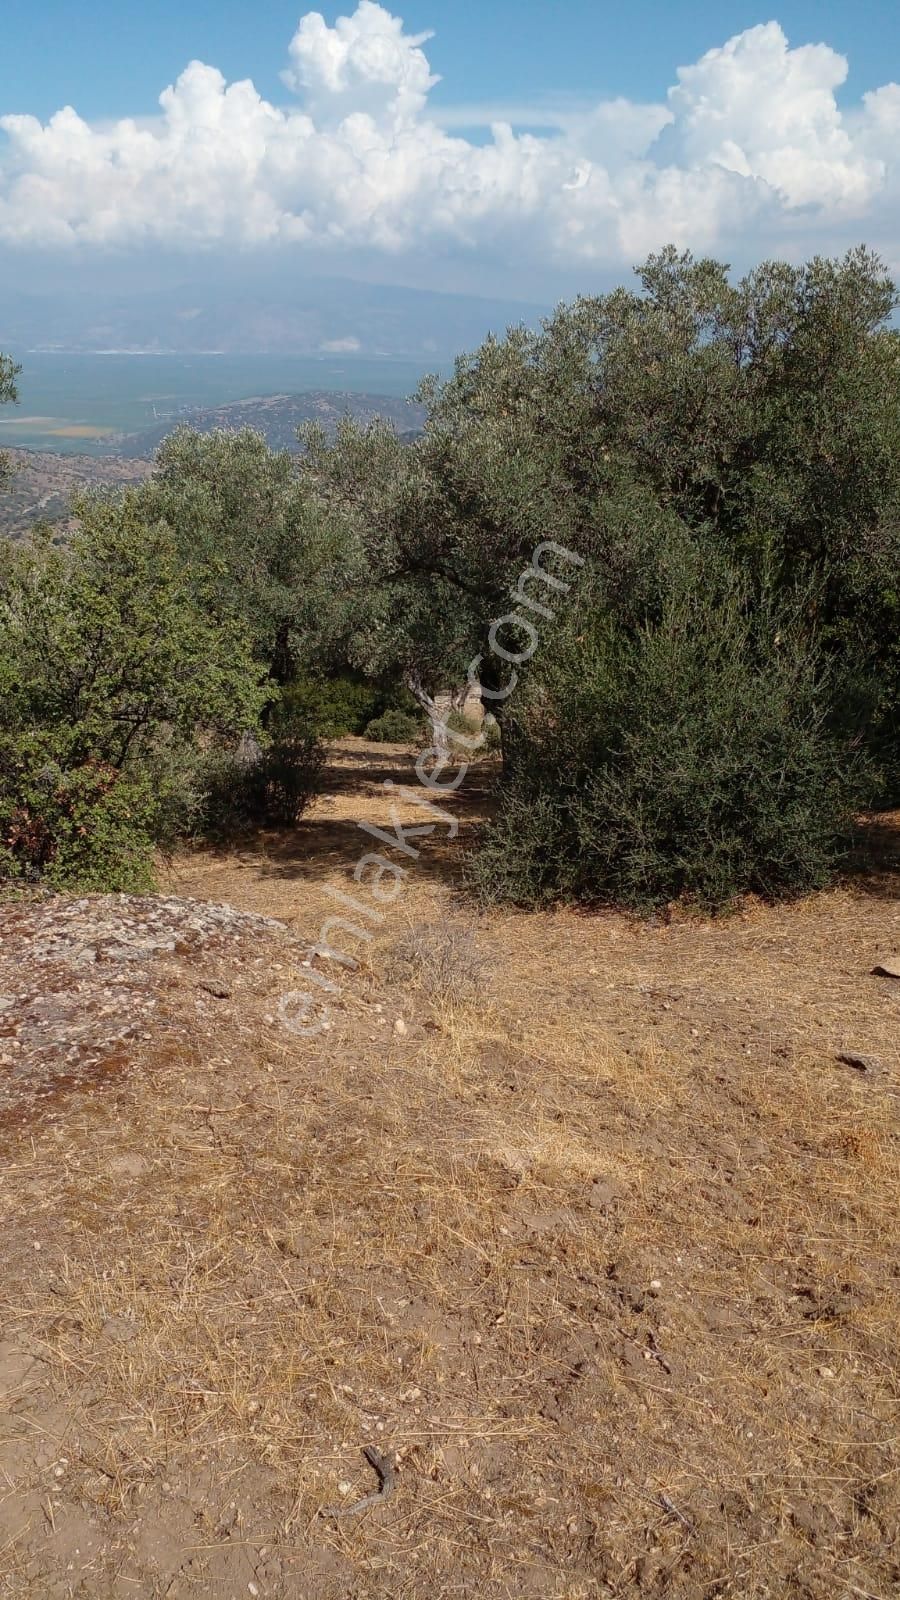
[2,246,899,908]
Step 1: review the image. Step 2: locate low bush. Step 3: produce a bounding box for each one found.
[364,709,421,744]
[0,501,266,892]
[200,734,323,833]
[282,673,381,738]
[444,708,501,756]
[469,569,867,912]
[200,694,324,834]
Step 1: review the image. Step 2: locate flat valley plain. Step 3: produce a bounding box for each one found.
[0,352,433,452]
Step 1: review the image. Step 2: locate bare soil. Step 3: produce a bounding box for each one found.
[0,739,898,1598]
[0,450,152,540]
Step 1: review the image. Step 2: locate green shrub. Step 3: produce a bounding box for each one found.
[200,691,324,834]
[252,727,324,825]
[444,708,501,756]
[0,737,157,892]
[0,501,266,892]
[445,709,480,743]
[469,571,867,912]
[200,729,324,833]
[364,709,421,744]
[282,673,381,738]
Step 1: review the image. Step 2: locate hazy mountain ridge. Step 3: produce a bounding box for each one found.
[0,276,545,360]
[116,389,427,456]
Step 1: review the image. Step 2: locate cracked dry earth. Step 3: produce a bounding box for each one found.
[0,741,899,1600]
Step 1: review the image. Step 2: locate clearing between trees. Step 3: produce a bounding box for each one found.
[0,737,898,1599]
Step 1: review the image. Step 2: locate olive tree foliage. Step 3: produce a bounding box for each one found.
[0,352,21,489]
[306,245,900,792]
[418,245,900,624]
[300,418,498,743]
[467,553,868,911]
[137,427,350,689]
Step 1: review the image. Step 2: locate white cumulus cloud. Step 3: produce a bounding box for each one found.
[1,7,898,281]
[283,0,438,125]
[667,22,883,209]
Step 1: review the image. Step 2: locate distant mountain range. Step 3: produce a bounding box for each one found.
[0,275,546,360]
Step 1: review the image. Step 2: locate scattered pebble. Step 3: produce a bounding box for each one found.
[836,1050,885,1077]
[0,894,304,1119]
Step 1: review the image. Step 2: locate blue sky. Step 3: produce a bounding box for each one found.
[3,1,897,122]
[1,2,899,304]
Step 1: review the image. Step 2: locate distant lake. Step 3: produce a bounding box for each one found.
[0,352,442,455]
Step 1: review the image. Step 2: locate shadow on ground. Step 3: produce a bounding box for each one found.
[846,808,900,901]
[192,744,501,889]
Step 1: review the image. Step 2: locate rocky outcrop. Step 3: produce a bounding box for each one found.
[0,894,296,1122]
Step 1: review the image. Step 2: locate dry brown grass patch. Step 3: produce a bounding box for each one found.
[1,742,898,1596]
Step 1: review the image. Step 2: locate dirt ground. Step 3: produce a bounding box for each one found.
[0,738,898,1598]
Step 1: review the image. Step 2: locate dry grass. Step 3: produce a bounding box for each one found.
[0,743,898,1597]
[382,919,489,1010]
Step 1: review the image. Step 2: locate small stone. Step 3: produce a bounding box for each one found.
[836,1051,884,1077]
[394,1018,407,1036]
[198,979,232,999]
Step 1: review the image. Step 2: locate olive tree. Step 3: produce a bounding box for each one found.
[308,245,900,790]
[138,427,347,690]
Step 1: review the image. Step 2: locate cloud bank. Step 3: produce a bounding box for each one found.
[1,4,899,283]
